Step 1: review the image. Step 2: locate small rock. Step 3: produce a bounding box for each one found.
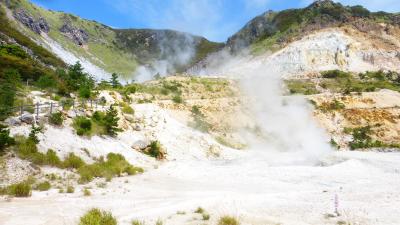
[20,112,34,124]
[132,140,150,150]
[133,124,143,131]
[125,115,135,122]
[5,117,21,126]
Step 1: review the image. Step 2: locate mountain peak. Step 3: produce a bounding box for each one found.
[307,0,339,9]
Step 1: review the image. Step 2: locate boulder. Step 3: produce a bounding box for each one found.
[13,9,50,34]
[133,124,143,131]
[125,114,135,122]
[59,22,89,46]
[5,117,21,126]
[132,140,150,150]
[20,112,34,124]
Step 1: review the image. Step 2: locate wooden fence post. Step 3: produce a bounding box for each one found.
[50,102,53,115]
[36,102,39,119]
[20,105,23,118]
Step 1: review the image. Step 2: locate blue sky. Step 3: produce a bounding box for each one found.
[30,0,399,42]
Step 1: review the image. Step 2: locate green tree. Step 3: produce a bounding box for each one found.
[110,73,121,88]
[103,105,120,136]
[28,124,42,144]
[0,69,20,119]
[0,125,15,153]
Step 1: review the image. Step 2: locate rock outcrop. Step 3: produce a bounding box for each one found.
[59,22,89,46]
[13,9,49,34]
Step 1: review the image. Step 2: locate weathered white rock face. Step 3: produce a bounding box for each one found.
[41,34,111,81]
[225,28,400,78]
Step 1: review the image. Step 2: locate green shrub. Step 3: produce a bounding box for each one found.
[36,181,51,191]
[79,208,117,225]
[15,137,64,166]
[0,44,28,58]
[61,98,74,110]
[63,153,86,169]
[121,103,134,114]
[318,99,345,112]
[343,126,397,150]
[78,153,143,184]
[131,220,145,225]
[103,106,121,136]
[0,125,14,153]
[172,94,183,104]
[73,117,92,136]
[190,106,211,133]
[28,124,42,144]
[45,149,61,167]
[7,181,32,197]
[83,188,91,196]
[202,213,210,221]
[155,219,163,225]
[285,80,319,95]
[79,85,92,99]
[321,70,351,79]
[194,207,205,214]
[0,69,19,119]
[145,141,163,159]
[36,74,57,89]
[49,112,64,126]
[66,186,75,193]
[110,73,121,88]
[218,216,240,225]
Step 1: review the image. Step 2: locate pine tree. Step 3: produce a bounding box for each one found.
[110,73,121,88]
[0,125,15,153]
[0,69,20,119]
[104,105,120,136]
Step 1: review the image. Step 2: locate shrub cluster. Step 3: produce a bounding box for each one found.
[190,106,211,132]
[73,116,92,136]
[1,181,32,197]
[78,153,143,184]
[73,106,121,137]
[0,125,15,154]
[79,208,117,225]
[49,112,64,126]
[218,216,240,225]
[344,126,400,150]
[317,99,345,112]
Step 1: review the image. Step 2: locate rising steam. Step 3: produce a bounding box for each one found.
[134,33,196,82]
[192,49,332,165]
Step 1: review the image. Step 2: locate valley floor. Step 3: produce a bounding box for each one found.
[1,149,399,225]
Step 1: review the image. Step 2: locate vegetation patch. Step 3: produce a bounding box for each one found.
[1,180,32,197]
[286,79,320,95]
[79,208,117,225]
[73,106,121,137]
[49,112,64,126]
[218,216,240,225]
[189,105,212,133]
[344,126,400,150]
[140,141,166,160]
[35,181,51,191]
[77,153,143,184]
[0,125,15,154]
[316,99,345,112]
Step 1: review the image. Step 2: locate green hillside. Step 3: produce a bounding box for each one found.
[5,0,222,78]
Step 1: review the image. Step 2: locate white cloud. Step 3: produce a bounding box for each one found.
[244,0,271,9]
[105,0,238,42]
